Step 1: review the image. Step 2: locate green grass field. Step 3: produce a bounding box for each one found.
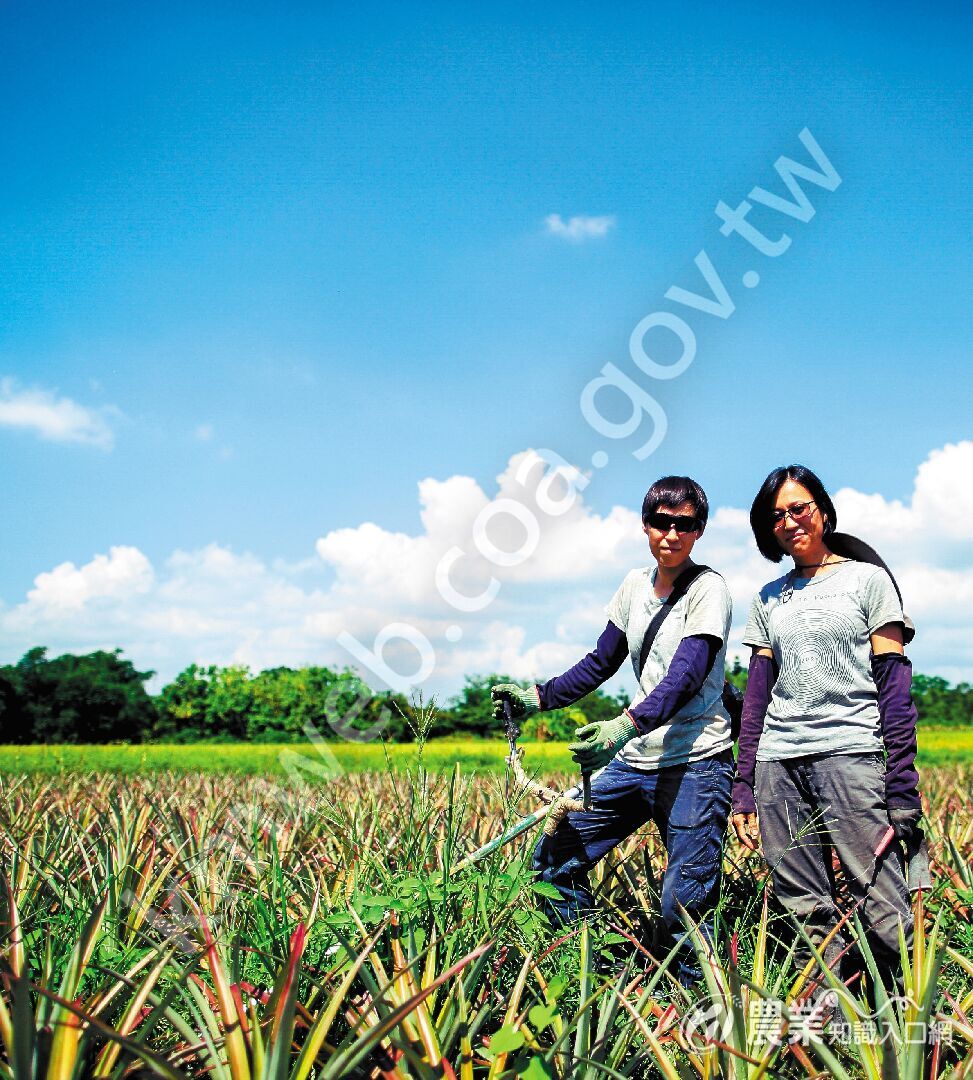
[1,725,971,775]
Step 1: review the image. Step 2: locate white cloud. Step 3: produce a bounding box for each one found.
[0,543,337,683]
[315,450,643,610]
[834,441,973,547]
[0,377,116,449]
[544,214,616,241]
[24,547,154,615]
[1,443,971,695]
[195,423,215,442]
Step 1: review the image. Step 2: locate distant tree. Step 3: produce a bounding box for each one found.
[912,674,973,726]
[0,647,156,743]
[252,666,410,743]
[206,665,255,740]
[0,670,23,742]
[444,674,511,738]
[152,664,213,741]
[153,662,411,742]
[250,666,328,741]
[522,688,632,741]
[8,644,972,746]
[444,674,632,742]
[575,687,633,726]
[523,705,586,742]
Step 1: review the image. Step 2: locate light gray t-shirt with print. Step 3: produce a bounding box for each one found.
[605,565,733,771]
[743,561,904,761]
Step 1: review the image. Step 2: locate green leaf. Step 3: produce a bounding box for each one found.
[528,1003,559,1029]
[358,893,395,907]
[519,1057,556,1080]
[488,1024,525,1054]
[530,882,563,900]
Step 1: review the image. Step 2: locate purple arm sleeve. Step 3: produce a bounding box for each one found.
[625,634,721,734]
[871,652,922,810]
[731,653,776,815]
[535,621,629,711]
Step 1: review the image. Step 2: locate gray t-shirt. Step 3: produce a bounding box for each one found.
[605,565,733,771]
[743,560,904,761]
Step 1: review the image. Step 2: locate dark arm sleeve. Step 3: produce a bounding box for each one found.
[871,652,922,810]
[535,621,629,711]
[624,634,720,735]
[731,653,776,815]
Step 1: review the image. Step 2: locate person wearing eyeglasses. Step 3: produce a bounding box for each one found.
[491,475,733,987]
[730,464,921,990]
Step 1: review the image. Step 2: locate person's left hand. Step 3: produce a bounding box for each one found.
[888,806,932,892]
[569,715,638,772]
[888,806,922,841]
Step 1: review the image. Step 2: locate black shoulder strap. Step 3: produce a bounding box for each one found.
[828,532,915,643]
[637,564,712,678]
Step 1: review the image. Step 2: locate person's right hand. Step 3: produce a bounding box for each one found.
[490,683,541,722]
[731,812,760,852]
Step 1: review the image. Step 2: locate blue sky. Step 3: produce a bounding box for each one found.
[1,1,971,693]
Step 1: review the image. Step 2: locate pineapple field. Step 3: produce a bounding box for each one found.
[1,748,972,1077]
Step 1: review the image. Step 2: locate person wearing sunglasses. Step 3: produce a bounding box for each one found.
[731,464,921,990]
[491,475,733,986]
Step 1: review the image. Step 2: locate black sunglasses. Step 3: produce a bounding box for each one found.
[645,512,699,534]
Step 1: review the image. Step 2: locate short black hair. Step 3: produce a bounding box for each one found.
[749,464,837,562]
[641,475,709,532]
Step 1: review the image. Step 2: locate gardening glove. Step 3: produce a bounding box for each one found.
[490,683,541,722]
[569,714,638,772]
[888,807,932,893]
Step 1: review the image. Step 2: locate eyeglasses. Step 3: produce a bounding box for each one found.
[771,500,818,529]
[645,512,699,534]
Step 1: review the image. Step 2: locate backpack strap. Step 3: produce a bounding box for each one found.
[636,564,712,679]
[828,532,915,643]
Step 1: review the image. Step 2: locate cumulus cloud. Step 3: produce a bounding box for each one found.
[0,377,116,449]
[1,443,971,694]
[24,547,154,615]
[834,441,973,550]
[544,214,616,241]
[316,450,642,610]
[0,543,337,683]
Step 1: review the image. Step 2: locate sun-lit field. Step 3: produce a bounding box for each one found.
[1,749,972,1077]
[2,725,972,775]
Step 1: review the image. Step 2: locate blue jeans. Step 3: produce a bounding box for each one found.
[532,749,733,986]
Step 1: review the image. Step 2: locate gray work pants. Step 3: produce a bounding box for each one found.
[756,751,912,977]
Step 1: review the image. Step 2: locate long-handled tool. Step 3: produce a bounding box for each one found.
[450,701,592,873]
[450,796,578,874]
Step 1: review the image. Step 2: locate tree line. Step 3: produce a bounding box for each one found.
[0,646,971,744]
